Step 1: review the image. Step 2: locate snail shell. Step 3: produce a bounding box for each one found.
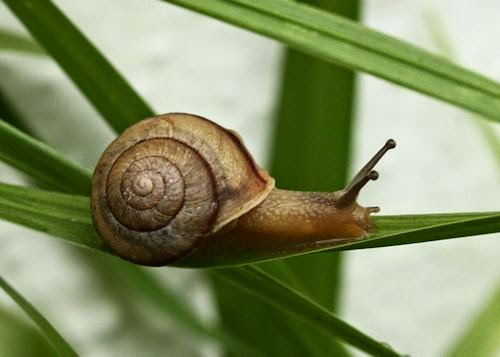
[91,113,274,266]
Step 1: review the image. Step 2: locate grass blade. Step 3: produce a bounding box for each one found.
[212,265,401,356]
[0,183,498,264]
[0,119,91,195]
[2,0,154,133]
[0,275,78,356]
[162,0,500,122]
[0,27,44,55]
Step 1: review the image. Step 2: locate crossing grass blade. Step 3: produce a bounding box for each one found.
[0,119,91,195]
[0,183,498,264]
[2,0,154,133]
[212,265,401,356]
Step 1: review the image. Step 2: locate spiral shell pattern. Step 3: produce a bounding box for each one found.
[91,113,274,266]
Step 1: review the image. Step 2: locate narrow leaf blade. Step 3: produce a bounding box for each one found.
[212,266,401,356]
[2,0,154,133]
[0,183,497,265]
[0,119,91,195]
[0,275,78,356]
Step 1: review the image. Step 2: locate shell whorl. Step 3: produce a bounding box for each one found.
[91,113,274,266]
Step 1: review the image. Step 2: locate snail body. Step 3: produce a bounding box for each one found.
[91,113,395,267]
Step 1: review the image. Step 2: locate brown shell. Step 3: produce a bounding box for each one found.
[91,113,274,266]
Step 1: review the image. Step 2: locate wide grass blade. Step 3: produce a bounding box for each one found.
[213,265,401,356]
[0,27,44,55]
[0,119,91,195]
[2,0,154,133]
[161,0,500,122]
[0,275,78,356]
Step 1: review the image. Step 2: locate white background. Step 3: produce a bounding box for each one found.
[0,1,499,356]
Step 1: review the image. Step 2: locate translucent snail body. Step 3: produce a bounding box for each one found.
[91,113,395,267]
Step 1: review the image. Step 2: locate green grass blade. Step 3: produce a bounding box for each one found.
[0,27,44,55]
[445,281,500,357]
[2,0,154,133]
[212,265,401,356]
[336,213,500,251]
[162,0,500,122]
[0,183,497,263]
[0,119,91,195]
[0,275,78,356]
[0,183,105,251]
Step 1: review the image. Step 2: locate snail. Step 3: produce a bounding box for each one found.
[91,113,395,267]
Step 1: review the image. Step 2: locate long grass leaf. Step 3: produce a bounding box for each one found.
[2,0,154,133]
[0,183,497,264]
[0,275,78,356]
[0,119,91,194]
[162,0,500,122]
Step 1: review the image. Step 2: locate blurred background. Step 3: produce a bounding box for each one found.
[0,0,499,355]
